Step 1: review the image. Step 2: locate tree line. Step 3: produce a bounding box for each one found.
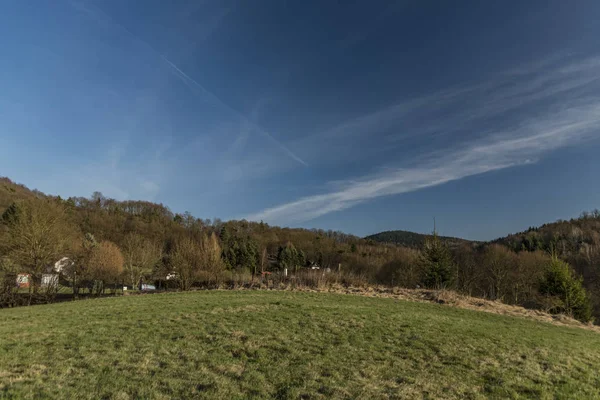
[0,180,595,322]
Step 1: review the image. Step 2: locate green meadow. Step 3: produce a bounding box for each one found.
[1,291,599,399]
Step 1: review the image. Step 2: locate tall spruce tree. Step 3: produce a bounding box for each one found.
[420,231,455,289]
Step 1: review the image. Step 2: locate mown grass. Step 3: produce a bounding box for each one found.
[1,291,599,399]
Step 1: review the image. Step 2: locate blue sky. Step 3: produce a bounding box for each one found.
[2,0,600,240]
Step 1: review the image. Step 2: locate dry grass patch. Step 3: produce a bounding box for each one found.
[262,284,600,332]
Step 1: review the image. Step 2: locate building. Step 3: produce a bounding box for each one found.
[16,273,30,289]
[53,257,73,274]
[41,274,59,288]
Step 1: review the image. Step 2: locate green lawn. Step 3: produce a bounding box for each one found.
[1,291,599,399]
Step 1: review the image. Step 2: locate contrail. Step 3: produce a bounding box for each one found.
[159,56,309,166]
[69,0,308,167]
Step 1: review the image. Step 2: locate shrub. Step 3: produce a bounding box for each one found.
[0,257,18,307]
[376,247,421,288]
[539,257,593,323]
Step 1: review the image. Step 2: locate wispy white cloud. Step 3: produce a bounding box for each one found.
[246,56,600,224]
[291,55,600,167]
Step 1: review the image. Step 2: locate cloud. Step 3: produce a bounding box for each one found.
[291,54,600,168]
[246,56,600,224]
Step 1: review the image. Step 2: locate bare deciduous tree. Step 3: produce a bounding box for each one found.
[3,200,76,291]
[203,232,224,284]
[483,244,516,301]
[171,233,224,290]
[260,247,268,278]
[123,233,161,289]
[171,236,203,291]
[88,241,124,293]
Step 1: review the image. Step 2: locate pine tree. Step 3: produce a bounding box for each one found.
[277,242,299,271]
[1,202,22,226]
[296,250,306,272]
[540,256,592,322]
[420,231,455,289]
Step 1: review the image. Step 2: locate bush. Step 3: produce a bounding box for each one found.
[376,247,421,288]
[0,257,19,307]
[539,257,593,323]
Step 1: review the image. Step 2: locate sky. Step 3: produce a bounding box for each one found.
[1,0,600,240]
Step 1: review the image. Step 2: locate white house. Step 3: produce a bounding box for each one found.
[53,257,73,273]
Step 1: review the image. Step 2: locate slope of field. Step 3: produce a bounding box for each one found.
[1,292,599,399]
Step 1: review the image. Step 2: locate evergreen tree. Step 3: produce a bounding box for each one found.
[296,250,306,272]
[219,231,259,272]
[420,232,455,289]
[219,226,231,244]
[277,242,299,271]
[539,256,592,322]
[245,239,259,275]
[1,202,22,226]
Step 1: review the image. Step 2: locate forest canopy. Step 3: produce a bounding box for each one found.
[1,177,599,323]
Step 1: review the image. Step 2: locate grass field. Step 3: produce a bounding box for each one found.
[1,291,599,399]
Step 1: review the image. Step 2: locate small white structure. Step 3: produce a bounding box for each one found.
[54,257,73,273]
[41,274,59,288]
[166,272,177,280]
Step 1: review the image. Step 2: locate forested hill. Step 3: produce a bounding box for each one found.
[2,176,600,322]
[0,177,39,211]
[494,210,600,256]
[365,230,474,248]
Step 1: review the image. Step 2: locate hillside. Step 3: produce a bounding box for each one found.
[365,229,474,248]
[1,290,599,399]
[1,175,600,322]
[494,210,600,253]
[0,177,40,213]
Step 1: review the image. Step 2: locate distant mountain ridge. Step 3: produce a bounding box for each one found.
[492,210,600,253]
[365,230,475,248]
[3,175,596,256]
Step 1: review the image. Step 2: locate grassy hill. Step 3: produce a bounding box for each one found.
[1,291,599,399]
[365,229,474,248]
